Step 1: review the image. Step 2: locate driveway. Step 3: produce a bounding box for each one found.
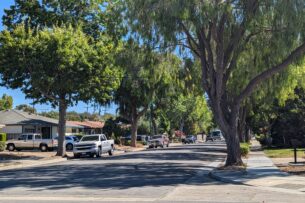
[1,141,305,203]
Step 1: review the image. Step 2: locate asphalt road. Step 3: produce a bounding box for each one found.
[1,142,305,203]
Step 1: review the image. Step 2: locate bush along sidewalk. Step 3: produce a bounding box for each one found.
[0,133,6,152]
[240,142,250,157]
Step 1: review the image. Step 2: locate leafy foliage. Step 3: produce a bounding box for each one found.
[2,0,123,40]
[15,104,37,114]
[0,94,13,111]
[122,0,305,165]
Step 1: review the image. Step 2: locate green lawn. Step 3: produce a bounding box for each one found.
[264,148,305,158]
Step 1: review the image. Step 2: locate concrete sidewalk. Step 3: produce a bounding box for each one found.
[210,140,305,194]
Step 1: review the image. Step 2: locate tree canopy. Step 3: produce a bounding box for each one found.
[15,104,36,114]
[0,25,121,156]
[122,0,305,166]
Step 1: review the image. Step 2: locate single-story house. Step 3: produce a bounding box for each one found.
[67,120,104,135]
[0,109,83,140]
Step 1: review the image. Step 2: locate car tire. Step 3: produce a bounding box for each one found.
[167,143,169,147]
[66,143,73,151]
[40,144,48,152]
[108,146,114,156]
[90,153,95,158]
[7,144,15,151]
[96,147,102,158]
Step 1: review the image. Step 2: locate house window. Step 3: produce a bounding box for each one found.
[72,128,77,133]
[24,128,35,133]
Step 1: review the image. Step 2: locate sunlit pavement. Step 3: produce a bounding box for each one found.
[1,141,305,203]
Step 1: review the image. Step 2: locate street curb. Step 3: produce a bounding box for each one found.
[208,170,251,186]
[0,157,67,171]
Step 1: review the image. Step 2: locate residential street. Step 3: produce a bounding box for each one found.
[1,142,305,203]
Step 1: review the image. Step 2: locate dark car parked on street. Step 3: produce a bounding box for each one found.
[206,130,224,141]
[182,135,196,144]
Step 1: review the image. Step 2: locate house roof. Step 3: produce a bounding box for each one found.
[0,110,81,128]
[67,120,104,129]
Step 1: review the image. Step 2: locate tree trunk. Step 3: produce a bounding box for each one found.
[224,127,243,166]
[131,118,138,147]
[152,119,158,135]
[245,126,251,142]
[213,105,243,166]
[56,99,67,157]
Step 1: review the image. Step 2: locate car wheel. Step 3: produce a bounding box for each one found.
[96,147,101,158]
[167,143,169,147]
[108,146,114,156]
[7,144,15,151]
[66,143,73,151]
[40,145,48,152]
[90,153,95,158]
[154,145,158,148]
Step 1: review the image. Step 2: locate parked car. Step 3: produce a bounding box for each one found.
[54,135,79,151]
[73,134,114,158]
[206,130,224,141]
[6,133,58,152]
[148,134,169,148]
[182,135,196,144]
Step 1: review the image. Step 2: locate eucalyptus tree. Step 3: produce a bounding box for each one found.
[115,42,180,147]
[123,0,305,165]
[0,26,121,156]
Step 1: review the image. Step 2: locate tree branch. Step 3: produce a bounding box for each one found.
[235,42,305,105]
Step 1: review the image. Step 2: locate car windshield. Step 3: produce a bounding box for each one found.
[152,135,162,139]
[80,136,99,142]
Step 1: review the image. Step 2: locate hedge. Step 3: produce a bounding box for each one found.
[0,141,5,151]
[240,142,250,157]
[0,133,6,142]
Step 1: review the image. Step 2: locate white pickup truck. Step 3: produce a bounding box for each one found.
[6,133,58,152]
[73,134,114,158]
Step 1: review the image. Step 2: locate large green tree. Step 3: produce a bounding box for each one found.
[0,26,121,156]
[115,42,179,147]
[123,0,305,166]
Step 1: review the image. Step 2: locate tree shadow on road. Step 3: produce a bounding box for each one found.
[0,144,228,191]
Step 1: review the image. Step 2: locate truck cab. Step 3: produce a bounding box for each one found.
[73,134,114,158]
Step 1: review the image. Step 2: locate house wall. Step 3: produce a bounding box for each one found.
[0,125,23,140]
[0,125,22,134]
[52,126,58,138]
[66,127,83,135]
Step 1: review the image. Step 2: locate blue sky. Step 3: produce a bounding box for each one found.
[0,0,117,114]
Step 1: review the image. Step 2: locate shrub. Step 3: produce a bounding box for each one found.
[0,141,5,151]
[240,143,250,157]
[0,133,6,142]
[125,140,131,146]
